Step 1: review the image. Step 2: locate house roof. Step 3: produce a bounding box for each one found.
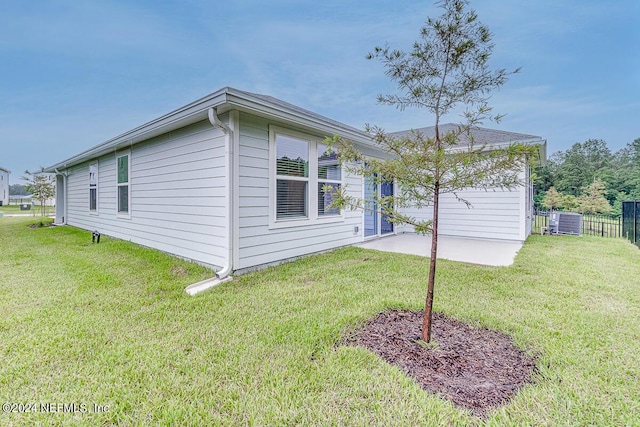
[391,123,547,162]
[0,167,10,173]
[45,87,374,172]
[44,89,547,173]
[233,89,367,137]
[391,123,543,145]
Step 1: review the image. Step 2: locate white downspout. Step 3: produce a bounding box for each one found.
[54,168,68,225]
[185,107,234,295]
[209,107,234,279]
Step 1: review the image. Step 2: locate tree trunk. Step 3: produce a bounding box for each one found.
[423,121,441,344]
[422,181,439,343]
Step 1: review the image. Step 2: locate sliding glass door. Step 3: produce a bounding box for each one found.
[364,175,394,238]
[380,180,394,235]
[364,177,378,237]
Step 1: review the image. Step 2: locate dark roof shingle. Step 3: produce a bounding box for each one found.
[390,123,543,146]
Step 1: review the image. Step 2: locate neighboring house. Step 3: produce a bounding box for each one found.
[0,167,10,206]
[44,87,546,277]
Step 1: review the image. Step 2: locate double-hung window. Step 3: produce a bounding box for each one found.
[275,134,309,219]
[89,163,98,213]
[317,143,341,216]
[270,126,342,227]
[116,152,130,216]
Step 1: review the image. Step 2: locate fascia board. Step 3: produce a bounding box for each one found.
[445,137,546,152]
[44,86,416,173]
[443,137,547,166]
[536,139,548,165]
[223,90,375,148]
[45,87,377,172]
[494,138,547,164]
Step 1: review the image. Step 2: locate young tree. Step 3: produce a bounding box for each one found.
[22,169,55,216]
[328,0,537,342]
[576,179,612,214]
[561,194,579,212]
[542,186,563,211]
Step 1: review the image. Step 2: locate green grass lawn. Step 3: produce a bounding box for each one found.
[0,204,26,214]
[0,203,54,216]
[1,216,639,426]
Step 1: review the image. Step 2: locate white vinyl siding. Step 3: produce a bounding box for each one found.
[399,186,524,241]
[237,113,362,271]
[62,120,227,269]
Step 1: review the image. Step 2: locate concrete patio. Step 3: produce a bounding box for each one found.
[358,233,523,266]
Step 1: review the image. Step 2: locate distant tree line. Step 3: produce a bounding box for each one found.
[9,184,29,196]
[534,137,640,216]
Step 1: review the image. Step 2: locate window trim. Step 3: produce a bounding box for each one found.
[89,161,98,215]
[269,126,344,229]
[116,151,131,219]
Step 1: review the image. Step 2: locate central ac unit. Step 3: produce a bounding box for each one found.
[549,211,582,236]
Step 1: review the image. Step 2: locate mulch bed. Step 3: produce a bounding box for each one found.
[343,310,537,417]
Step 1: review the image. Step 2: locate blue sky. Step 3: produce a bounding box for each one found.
[1,0,638,184]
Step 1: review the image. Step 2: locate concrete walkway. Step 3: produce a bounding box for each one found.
[357,233,523,266]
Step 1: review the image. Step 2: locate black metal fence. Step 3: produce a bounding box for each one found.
[622,201,640,248]
[8,197,33,205]
[533,210,623,238]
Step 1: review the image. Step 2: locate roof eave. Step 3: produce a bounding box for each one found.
[444,137,547,166]
[487,138,547,165]
[45,87,375,173]
[221,89,374,147]
[44,89,230,172]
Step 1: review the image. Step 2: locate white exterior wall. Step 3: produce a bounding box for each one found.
[400,179,527,242]
[62,120,228,269]
[235,113,363,271]
[0,169,8,206]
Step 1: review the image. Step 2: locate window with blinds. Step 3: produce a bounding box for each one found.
[275,134,309,219]
[317,143,341,216]
[89,163,98,212]
[270,126,345,227]
[117,153,130,216]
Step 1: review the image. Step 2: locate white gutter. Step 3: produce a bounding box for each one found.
[222,91,375,148]
[185,107,234,295]
[44,90,228,173]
